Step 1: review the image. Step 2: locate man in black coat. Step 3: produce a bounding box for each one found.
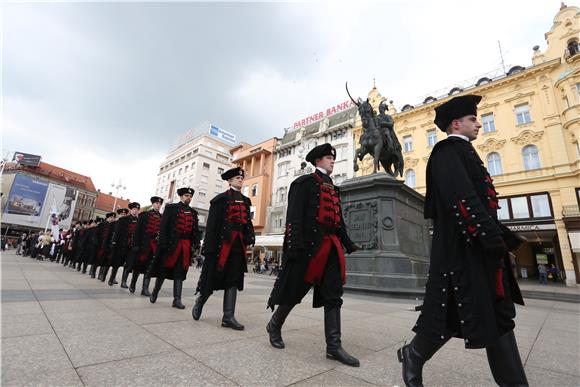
[128,196,163,295]
[397,95,528,387]
[104,208,130,285]
[80,219,99,274]
[266,143,360,367]
[97,212,117,281]
[110,203,140,287]
[192,167,255,330]
[149,188,201,309]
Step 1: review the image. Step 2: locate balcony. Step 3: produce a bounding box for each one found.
[562,205,580,218]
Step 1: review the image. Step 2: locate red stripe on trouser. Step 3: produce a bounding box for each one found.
[164,239,191,270]
[304,234,346,285]
[217,231,245,271]
[139,240,157,263]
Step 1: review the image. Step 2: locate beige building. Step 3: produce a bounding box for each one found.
[155,132,235,228]
[230,138,278,236]
[356,4,580,285]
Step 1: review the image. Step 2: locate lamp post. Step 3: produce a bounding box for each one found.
[111,179,127,212]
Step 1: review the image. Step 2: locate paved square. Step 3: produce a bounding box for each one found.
[2,251,579,386]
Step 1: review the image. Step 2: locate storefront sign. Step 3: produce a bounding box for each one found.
[292,100,355,129]
[535,253,548,264]
[506,224,556,232]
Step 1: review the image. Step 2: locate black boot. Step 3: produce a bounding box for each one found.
[267,304,294,349]
[120,267,129,289]
[141,276,151,297]
[82,262,88,274]
[129,272,139,293]
[192,293,209,320]
[324,305,360,367]
[99,266,109,282]
[108,267,119,286]
[172,280,185,309]
[397,334,447,387]
[149,277,164,303]
[486,331,529,387]
[77,261,82,271]
[221,287,244,330]
[90,265,97,279]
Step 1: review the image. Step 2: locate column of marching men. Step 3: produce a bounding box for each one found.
[24,95,533,386]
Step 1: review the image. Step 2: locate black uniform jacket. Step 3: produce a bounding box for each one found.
[267,169,356,308]
[414,136,523,349]
[196,189,255,295]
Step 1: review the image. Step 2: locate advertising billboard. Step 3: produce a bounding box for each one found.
[208,124,237,145]
[3,173,49,227]
[39,183,78,231]
[12,152,42,167]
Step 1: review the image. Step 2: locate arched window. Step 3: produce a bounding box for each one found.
[486,152,503,176]
[522,145,541,170]
[405,169,416,188]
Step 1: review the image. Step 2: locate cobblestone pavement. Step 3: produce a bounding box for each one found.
[2,251,579,386]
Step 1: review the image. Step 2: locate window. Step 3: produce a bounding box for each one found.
[276,186,287,203]
[200,175,208,184]
[515,104,531,125]
[576,83,580,97]
[205,150,213,157]
[404,169,416,188]
[179,168,182,175]
[486,152,503,176]
[251,184,258,197]
[481,113,496,133]
[336,146,347,161]
[497,198,510,220]
[530,194,551,217]
[202,162,210,170]
[427,130,437,148]
[511,197,529,219]
[278,162,289,177]
[331,129,346,141]
[242,186,249,196]
[218,167,224,175]
[250,206,256,220]
[522,145,540,170]
[403,136,413,153]
[185,166,189,173]
[172,172,176,178]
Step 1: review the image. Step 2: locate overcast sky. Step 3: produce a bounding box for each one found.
[3,0,561,204]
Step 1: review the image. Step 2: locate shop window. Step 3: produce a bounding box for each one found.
[404,169,416,188]
[515,104,532,125]
[427,129,437,148]
[530,194,551,217]
[482,113,496,133]
[511,197,530,219]
[522,145,541,170]
[486,152,503,176]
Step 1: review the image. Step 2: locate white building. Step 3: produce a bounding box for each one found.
[264,101,358,237]
[155,132,235,227]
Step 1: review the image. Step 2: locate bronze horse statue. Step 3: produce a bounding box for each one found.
[346,83,404,177]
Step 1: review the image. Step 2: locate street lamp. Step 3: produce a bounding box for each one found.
[111,179,127,212]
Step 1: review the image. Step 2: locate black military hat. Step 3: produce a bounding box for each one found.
[221,167,244,181]
[82,220,90,225]
[305,143,336,165]
[434,94,482,132]
[177,187,195,196]
[116,208,129,215]
[128,202,140,210]
[95,217,104,223]
[150,196,164,204]
[106,212,116,218]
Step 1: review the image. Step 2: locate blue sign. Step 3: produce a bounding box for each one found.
[208,124,237,145]
[4,174,49,216]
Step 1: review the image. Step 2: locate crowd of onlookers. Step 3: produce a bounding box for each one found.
[537,263,559,285]
[9,231,71,262]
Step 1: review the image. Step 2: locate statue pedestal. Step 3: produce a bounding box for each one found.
[340,173,430,296]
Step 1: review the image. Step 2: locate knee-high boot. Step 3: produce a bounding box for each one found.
[129,272,139,293]
[221,287,244,330]
[267,304,294,349]
[192,293,210,320]
[120,267,130,289]
[486,331,529,387]
[324,305,360,367]
[141,276,151,297]
[82,262,88,274]
[397,334,448,387]
[149,277,164,303]
[89,265,97,279]
[172,280,185,309]
[108,267,119,286]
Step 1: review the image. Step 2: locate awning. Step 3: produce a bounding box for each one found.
[255,234,284,247]
[568,231,580,253]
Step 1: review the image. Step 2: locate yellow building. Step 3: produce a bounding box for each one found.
[355,4,580,286]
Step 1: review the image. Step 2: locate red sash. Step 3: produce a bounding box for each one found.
[304,234,346,285]
[139,239,158,263]
[164,239,190,270]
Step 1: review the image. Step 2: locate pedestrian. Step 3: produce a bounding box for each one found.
[397,95,528,387]
[96,212,117,281]
[148,187,201,309]
[538,264,548,285]
[82,219,100,274]
[192,167,255,330]
[110,203,140,287]
[549,264,558,283]
[266,143,361,367]
[128,196,163,295]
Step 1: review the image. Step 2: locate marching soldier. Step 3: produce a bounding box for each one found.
[97,212,117,281]
[192,167,255,330]
[128,196,163,296]
[266,143,360,367]
[397,95,527,387]
[149,188,201,309]
[63,222,80,267]
[109,204,140,287]
[80,218,100,274]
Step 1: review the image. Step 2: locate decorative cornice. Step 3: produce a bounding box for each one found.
[479,101,500,110]
[476,138,506,153]
[404,157,419,168]
[504,91,535,103]
[510,130,545,146]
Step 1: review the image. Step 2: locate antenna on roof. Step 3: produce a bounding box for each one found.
[498,40,507,75]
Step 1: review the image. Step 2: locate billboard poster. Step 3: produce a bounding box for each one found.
[3,173,49,227]
[38,183,78,231]
[208,124,237,145]
[12,152,42,167]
